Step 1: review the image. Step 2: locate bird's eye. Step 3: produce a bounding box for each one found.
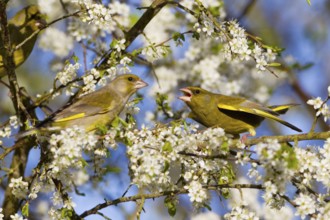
[195,90,200,94]
[128,77,133,81]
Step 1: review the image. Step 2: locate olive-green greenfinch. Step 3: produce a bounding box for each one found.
[20,74,148,137]
[179,87,302,136]
[0,5,46,78]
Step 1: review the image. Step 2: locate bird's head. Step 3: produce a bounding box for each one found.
[179,87,211,108]
[113,74,148,97]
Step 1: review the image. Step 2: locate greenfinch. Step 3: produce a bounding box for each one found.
[19,74,148,137]
[0,5,46,78]
[179,87,302,137]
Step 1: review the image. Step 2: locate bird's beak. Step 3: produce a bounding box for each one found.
[134,79,148,89]
[179,88,192,102]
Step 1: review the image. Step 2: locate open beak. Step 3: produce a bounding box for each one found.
[178,88,192,102]
[134,79,148,89]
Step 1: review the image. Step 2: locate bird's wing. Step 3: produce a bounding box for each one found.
[54,89,122,123]
[54,103,104,123]
[217,100,302,132]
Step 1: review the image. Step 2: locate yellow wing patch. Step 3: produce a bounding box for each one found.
[217,103,239,111]
[55,113,86,122]
[271,105,290,112]
[218,103,289,125]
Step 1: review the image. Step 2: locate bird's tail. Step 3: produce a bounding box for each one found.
[268,104,302,132]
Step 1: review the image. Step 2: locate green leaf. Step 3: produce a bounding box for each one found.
[163,160,170,173]
[291,62,314,71]
[172,32,185,46]
[131,48,143,57]
[262,45,285,54]
[61,208,74,219]
[306,0,311,5]
[95,124,108,135]
[110,39,118,48]
[80,158,89,168]
[72,54,79,63]
[164,196,177,217]
[209,6,221,16]
[192,32,200,40]
[22,203,29,217]
[267,62,281,67]
[105,166,121,173]
[162,141,173,153]
[129,14,140,26]
[203,203,212,211]
[172,32,185,42]
[278,143,299,169]
[220,141,229,151]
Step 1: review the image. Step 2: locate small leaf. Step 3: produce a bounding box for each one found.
[72,54,79,63]
[61,208,74,219]
[110,39,118,48]
[192,32,200,40]
[267,62,281,67]
[203,203,212,211]
[22,203,29,217]
[220,141,229,151]
[172,32,185,41]
[306,0,311,5]
[163,160,170,173]
[131,48,143,57]
[80,158,89,168]
[164,196,177,217]
[291,62,314,71]
[162,141,173,153]
[111,116,120,128]
[105,166,121,173]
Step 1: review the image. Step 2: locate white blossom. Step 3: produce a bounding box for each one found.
[224,206,259,220]
[56,63,80,86]
[294,193,316,218]
[9,177,28,199]
[307,97,323,109]
[184,180,208,204]
[0,208,3,220]
[9,214,26,220]
[39,27,74,57]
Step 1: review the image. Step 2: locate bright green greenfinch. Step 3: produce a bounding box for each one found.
[0,5,46,78]
[19,74,148,137]
[179,87,302,137]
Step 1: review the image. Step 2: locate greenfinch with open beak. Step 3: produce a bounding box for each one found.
[179,87,302,137]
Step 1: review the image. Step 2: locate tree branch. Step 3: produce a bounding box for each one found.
[79,183,263,218]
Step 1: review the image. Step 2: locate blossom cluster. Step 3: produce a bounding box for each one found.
[124,123,234,206]
[77,1,130,34]
[9,177,29,200]
[307,85,330,122]
[224,205,259,220]
[39,27,74,58]
[295,138,330,188]
[0,116,19,145]
[53,62,80,97]
[14,126,100,214]
[80,3,115,32]
[2,0,329,219]
[235,138,330,219]
[46,126,97,181]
